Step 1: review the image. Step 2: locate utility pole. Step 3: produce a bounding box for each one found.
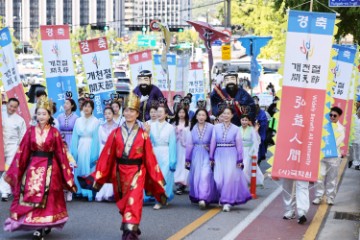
[226,0,231,28]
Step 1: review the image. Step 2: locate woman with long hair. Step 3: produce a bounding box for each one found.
[3,96,77,240]
[95,107,118,202]
[186,108,218,209]
[173,106,190,195]
[57,95,79,146]
[210,105,252,212]
[71,98,100,201]
[149,102,177,209]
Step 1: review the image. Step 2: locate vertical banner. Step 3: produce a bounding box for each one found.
[331,44,357,155]
[153,54,176,98]
[188,62,205,109]
[0,27,31,125]
[176,56,190,96]
[0,97,4,171]
[79,37,115,121]
[40,25,79,117]
[272,10,336,181]
[129,50,153,86]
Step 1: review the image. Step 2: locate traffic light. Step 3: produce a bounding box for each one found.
[91,24,109,31]
[128,25,146,32]
[169,27,184,32]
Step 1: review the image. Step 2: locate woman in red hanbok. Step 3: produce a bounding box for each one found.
[78,93,167,240]
[3,96,77,240]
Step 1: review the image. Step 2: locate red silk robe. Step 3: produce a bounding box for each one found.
[4,126,76,232]
[93,123,166,225]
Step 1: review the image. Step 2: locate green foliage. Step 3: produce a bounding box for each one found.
[177,29,201,47]
[220,0,288,61]
[273,0,360,43]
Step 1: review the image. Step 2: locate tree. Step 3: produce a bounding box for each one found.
[273,0,360,43]
[218,0,288,61]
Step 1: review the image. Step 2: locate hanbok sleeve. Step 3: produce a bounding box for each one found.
[186,130,194,163]
[209,127,216,161]
[90,121,100,168]
[70,120,80,161]
[258,111,268,142]
[53,128,77,193]
[235,128,244,164]
[4,128,32,189]
[169,127,177,171]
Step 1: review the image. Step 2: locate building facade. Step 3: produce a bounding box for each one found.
[0,0,191,44]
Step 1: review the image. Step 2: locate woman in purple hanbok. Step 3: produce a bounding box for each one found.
[57,98,79,146]
[186,109,218,209]
[210,106,252,212]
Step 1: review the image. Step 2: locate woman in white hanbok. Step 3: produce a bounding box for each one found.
[111,100,123,124]
[95,107,118,201]
[70,99,100,201]
[239,115,264,186]
[149,105,177,209]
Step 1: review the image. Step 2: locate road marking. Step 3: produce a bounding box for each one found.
[167,208,221,240]
[221,186,283,240]
[303,158,347,240]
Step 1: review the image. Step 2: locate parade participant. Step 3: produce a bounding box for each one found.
[57,92,79,147]
[133,70,171,122]
[211,71,256,126]
[313,106,345,205]
[146,104,158,124]
[3,96,77,240]
[252,96,269,164]
[181,96,195,121]
[174,106,190,195]
[149,99,177,209]
[186,108,218,209]
[70,95,100,201]
[29,88,47,126]
[78,93,167,240]
[0,98,26,202]
[239,114,264,186]
[172,94,183,115]
[349,108,360,170]
[210,103,252,212]
[111,99,123,125]
[95,107,117,202]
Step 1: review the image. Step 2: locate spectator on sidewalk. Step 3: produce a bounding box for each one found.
[313,106,345,205]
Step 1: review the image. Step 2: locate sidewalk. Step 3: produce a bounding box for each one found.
[317,166,360,240]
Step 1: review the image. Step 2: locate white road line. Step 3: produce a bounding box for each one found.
[221,186,283,240]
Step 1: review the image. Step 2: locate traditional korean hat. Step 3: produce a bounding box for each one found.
[138,70,152,78]
[223,71,238,79]
[36,95,54,114]
[124,93,140,112]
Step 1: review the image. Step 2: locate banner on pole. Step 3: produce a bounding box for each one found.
[40,25,79,118]
[153,54,176,98]
[331,44,357,155]
[188,62,205,109]
[0,97,4,171]
[176,56,190,96]
[272,10,336,181]
[79,37,115,121]
[0,27,31,125]
[129,50,153,87]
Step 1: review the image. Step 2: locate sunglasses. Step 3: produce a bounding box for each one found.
[329,113,338,118]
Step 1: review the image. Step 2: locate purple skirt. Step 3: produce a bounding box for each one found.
[213,147,252,205]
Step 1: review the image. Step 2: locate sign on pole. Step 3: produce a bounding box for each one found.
[129,50,153,86]
[40,25,79,117]
[0,96,4,171]
[329,0,360,7]
[137,35,157,47]
[188,62,205,109]
[0,27,31,125]
[272,10,336,181]
[221,45,231,60]
[79,37,115,121]
[153,54,176,98]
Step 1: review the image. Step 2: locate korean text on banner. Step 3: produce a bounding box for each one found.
[188,62,205,109]
[272,10,336,182]
[331,45,357,155]
[79,37,114,121]
[0,27,31,125]
[153,54,176,98]
[40,25,79,118]
[176,56,190,96]
[129,50,153,87]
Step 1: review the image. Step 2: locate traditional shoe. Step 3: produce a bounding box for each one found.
[297,215,307,224]
[199,200,206,210]
[312,197,322,205]
[355,166,360,170]
[44,227,52,235]
[153,203,162,210]
[327,198,334,205]
[222,204,231,212]
[348,160,353,168]
[283,211,296,220]
[33,229,44,240]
